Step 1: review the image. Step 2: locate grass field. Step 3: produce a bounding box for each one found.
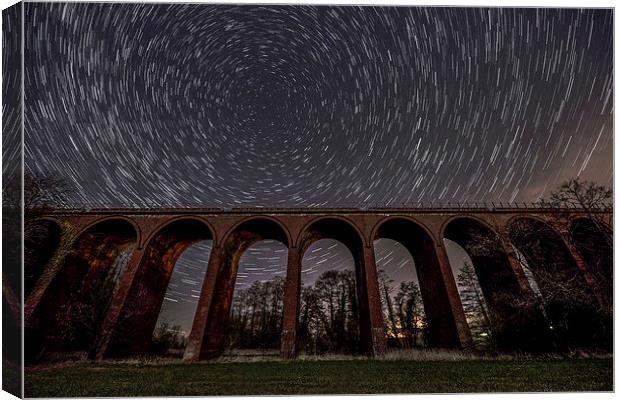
[24,357,613,397]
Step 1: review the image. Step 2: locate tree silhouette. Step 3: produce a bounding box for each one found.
[223,277,286,351]
[377,269,399,341]
[377,268,427,349]
[456,262,494,350]
[394,281,426,348]
[547,178,612,314]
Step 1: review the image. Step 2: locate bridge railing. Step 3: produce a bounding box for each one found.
[32,200,613,213]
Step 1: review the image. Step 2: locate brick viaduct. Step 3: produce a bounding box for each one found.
[23,205,612,361]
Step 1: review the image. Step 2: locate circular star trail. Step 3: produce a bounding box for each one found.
[24,4,613,207]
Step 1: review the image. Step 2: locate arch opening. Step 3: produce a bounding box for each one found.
[298,239,360,355]
[33,219,137,357]
[222,239,288,358]
[296,218,368,355]
[150,240,213,358]
[443,217,543,352]
[509,217,610,350]
[372,217,467,350]
[200,217,290,359]
[106,218,213,358]
[444,238,494,351]
[374,238,427,350]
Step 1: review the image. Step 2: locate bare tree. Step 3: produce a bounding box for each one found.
[377,269,399,342]
[456,262,494,350]
[150,321,187,357]
[224,276,287,352]
[289,270,362,355]
[456,213,609,352]
[3,171,73,213]
[393,281,426,348]
[546,177,612,248]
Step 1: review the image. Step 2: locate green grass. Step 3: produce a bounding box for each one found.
[25,358,612,397]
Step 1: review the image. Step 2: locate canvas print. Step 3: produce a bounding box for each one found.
[2,1,613,397]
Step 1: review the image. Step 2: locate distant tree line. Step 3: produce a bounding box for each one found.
[150,322,187,357]
[225,276,286,350]
[298,270,360,354]
[223,270,363,355]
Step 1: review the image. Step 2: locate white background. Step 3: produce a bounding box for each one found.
[0,1,616,399]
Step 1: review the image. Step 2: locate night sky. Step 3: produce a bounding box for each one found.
[21,4,613,335]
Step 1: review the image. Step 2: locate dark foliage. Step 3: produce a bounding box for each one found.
[225,276,286,350]
[377,270,427,348]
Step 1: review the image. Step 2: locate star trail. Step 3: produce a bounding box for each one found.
[20,4,613,334]
[24,4,612,207]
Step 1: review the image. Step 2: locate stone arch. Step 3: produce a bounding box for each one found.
[34,215,64,226]
[143,215,217,249]
[225,239,288,353]
[105,218,214,357]
[370,215,437,245]
[505,213,563,236]
[296,217,372,355]
[296,215,367,249]
[443,217,542,352]
[24,217,63,299]
[221,215,292,249]
[200,217,291,359]
[508,216,591,290]
[33,218,138,354]
[569,213,612,232]
[75,215,141,249]
[372,217,465,349]
[440,214,503,242]
[508,217,609,350]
